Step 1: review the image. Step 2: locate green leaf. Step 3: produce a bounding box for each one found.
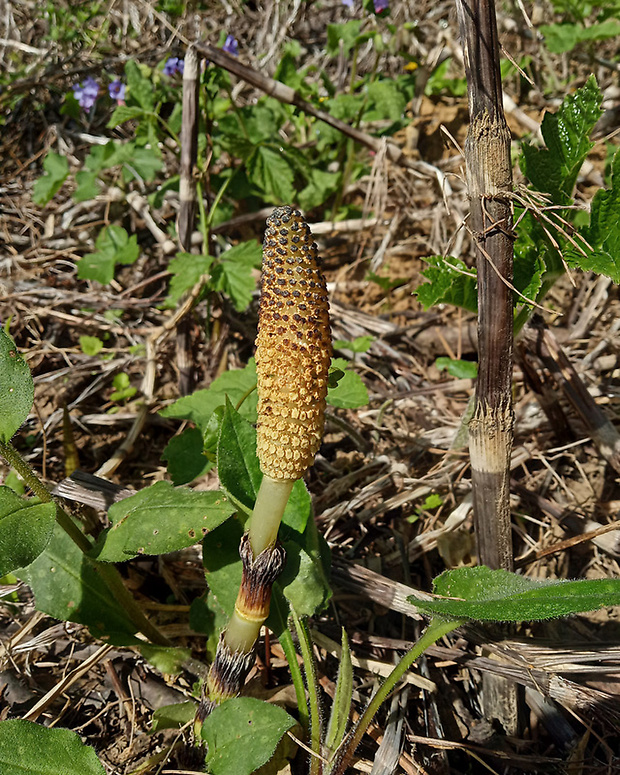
[0,719,106,775]
[0,488,56,576]
[91,481,235,561]
[541,20,620,54]
[73,170,100,202]
[366,80,407,122]
[201,697,296,775]
[107,104,149,127]
[18,522,138,639]
[79,335,104,356]
[202,516,245,619]
[122,146,163,183]
[164,253,213,308]
[0,329,34,442]
[327,357,369,409]
[246,145,296,203]
[520,76,602,204]
[151,701,197,732]
[326,20,362,57]
[84,142,118,173]
[572,148,620,282]
[78,225,140,284]
[162,426,211,485]
[138,643,191,674]
[109,372,137,402]
[424,58,467,98]
[279,518,332,618]
[513,211,547,302]
[325,628,353,755]
[297,168,341,211]
[125,59,154,110]
[435,357,477,379]
[212,240,262,312]
[32,151,69,205]
[160,360,258,433]
[415,255,478,312]
[333,336,374,354]
[217,403,311,533]
[411,566,620,622]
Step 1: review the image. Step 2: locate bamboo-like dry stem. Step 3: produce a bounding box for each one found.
[456,0,517,733]
[176,45,200,396]
[205,207,332,710]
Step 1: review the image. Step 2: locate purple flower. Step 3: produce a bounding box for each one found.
[222,35,238,56]
[108,80,126,103]
[73,76,99,110]
[342,0,354,6]
[163,57,184,76]
[373,0,388,11]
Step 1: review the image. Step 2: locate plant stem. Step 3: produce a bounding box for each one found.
[248,476,294,557]
[327,618,459,775]
[0,440,172,647]
[457,0,514,573]
[279,624,310,735]
[456,0,519,734]
[292,610,323,775]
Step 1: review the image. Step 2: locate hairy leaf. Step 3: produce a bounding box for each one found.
[91,481,235,561]
[415,256,477,312]
[201,697,295,775]
[18,523,137,639]
[411,566,620,622]
[520,76,602,204]
[0,329,34,442]
[325,628,353,754]
[0,487,55,576]
[0,720,105,775]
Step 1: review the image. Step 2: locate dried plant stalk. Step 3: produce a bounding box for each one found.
[456,0,517,733]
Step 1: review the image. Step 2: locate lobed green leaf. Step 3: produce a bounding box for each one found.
[78,225,140,284]
[520,76,602,204]
[414,256,477,312]
[32,151,69,205]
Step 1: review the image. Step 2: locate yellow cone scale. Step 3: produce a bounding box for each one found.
[255,206,331,481]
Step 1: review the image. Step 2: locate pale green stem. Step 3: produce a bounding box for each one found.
[327,617,460,775]
[0,440,172,647]
[292,610,323,775]
[222,475,295,653]
[223,610,264,654]
[248,475,295,557]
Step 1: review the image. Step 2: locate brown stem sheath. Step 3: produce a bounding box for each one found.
[456,0,517,733]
